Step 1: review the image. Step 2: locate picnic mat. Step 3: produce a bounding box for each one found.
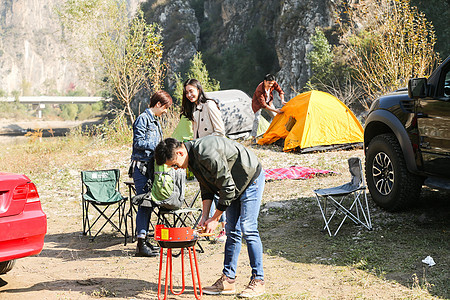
[264,166,334,181]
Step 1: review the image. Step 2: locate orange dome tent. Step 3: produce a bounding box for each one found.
[258,91,363,152]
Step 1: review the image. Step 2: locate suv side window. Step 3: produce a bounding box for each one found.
[437,61,450,98]
[444,70,450,98]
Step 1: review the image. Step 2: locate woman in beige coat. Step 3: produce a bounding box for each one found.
[180,78,227,241]
[181,78,225,139]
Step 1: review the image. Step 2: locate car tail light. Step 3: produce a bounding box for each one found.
[13,182,40,203]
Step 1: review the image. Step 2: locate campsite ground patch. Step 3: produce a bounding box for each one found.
[0,135,448,299]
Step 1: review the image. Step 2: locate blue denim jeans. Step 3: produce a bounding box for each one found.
[223,170,265,280]
[133,164,152,238]
[209,194,226,223]
[251,107,276,137]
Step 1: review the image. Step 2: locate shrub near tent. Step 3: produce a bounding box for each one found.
[258,91,363,152]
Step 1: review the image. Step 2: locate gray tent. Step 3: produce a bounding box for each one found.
[172,89,268,141]
[207,89,254,139]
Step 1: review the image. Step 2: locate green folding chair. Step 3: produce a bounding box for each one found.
[81,169,128,242]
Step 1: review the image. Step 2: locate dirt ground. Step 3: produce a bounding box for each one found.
[1,182,429,300]
[0,234,427,300]
[0,119,447,300]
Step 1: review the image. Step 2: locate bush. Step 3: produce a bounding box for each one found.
[58,103,106,121]
[173,52,220,102]
[305,28,359,107]
[77,105,93,120]
[0,102,31,119]
[42,105,61,120]
[60,103,79,121]
[66,88,88,97]
[91,101,104,113]
[307,28,334,87]
[91,116,133,146]
[340,0,439,103]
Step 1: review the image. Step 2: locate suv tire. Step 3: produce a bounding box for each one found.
[0,260,16,274]
[365,133,423,211]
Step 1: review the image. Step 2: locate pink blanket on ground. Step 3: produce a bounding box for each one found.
[264,166,334,181]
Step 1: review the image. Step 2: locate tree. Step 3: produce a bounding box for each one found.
[307,28,334,87]
[305,28,360,107]
[56,0,165,123]
[339,0,439,103]
[173,52,220,102]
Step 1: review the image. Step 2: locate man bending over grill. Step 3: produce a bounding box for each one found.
[155,136,266,298]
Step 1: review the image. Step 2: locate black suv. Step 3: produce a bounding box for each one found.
[364,56,450,211]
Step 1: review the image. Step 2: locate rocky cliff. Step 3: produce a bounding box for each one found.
[144,0,335,101]
[0,0,335,100]
[0,0,143,96]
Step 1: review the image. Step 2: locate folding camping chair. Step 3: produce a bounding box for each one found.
[156,188,204,254]
[130,171,204,253]
[123,179,162,246]
[81,169,128,242]
[124,180,139,246]
[157,188,202,229]
[125,186,201,242]
[313,157,372,236]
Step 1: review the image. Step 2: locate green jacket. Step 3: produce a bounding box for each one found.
[185,136,262,211]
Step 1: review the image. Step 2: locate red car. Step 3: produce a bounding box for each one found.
[0,173,47,274]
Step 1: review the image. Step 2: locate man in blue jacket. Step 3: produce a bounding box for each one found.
[155,136,266,298]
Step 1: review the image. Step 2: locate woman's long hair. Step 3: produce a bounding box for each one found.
[180,79,214,121]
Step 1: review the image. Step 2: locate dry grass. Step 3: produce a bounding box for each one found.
[1,133,448,299]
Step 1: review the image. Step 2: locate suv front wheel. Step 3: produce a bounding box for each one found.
[365,133,423,211]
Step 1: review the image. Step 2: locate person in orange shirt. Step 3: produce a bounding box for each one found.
[251,74,286,143]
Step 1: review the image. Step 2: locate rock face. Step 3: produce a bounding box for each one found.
[145,0,335,100]
[0,0,144,95]
[275,0,334,100]
[0,0,75,95]
[142,0,200,90]
[0,0,335,100]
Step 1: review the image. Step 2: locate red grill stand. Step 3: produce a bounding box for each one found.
[155,225,203,300]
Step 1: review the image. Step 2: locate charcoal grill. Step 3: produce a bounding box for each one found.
[154,224,202,300]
